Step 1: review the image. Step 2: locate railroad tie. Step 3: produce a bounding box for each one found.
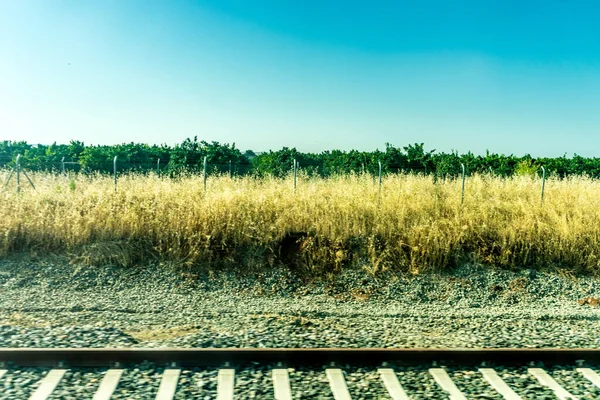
[378,368,409,400]
[576,368,600,389]
[28,369,67,400]
[528,368,577,400]
[429,368,467,400]
[155,368,181,400]
[326,368,352,400]
[478,368,521,400]
[217,368,235,400]
[92,369,124,400]
[272,368,293,400]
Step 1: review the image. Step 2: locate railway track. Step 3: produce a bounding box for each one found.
[1,348,600,399]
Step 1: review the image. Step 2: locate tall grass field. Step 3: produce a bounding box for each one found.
[2,171,600,275]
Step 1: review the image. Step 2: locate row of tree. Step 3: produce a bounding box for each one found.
[1,138,599,178]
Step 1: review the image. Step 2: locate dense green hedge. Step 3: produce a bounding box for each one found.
[1,138,599,178]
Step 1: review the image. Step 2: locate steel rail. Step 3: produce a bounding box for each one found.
[0,348,599,368]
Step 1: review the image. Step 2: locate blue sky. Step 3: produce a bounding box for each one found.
[1,0,599,156]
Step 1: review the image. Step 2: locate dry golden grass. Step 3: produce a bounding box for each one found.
[2,170,600,275]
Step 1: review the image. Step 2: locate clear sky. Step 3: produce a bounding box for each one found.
[1,0,599,156]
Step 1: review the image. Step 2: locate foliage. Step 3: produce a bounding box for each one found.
[514,159,539,178]
[2,139,600,179]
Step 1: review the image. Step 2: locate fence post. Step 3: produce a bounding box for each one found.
[229,160,232,178]
[203,156,207,194]
[113,156,117,192]
[3,162,15,189]
[378,161,382,200]
[461,163,466,205]
[61,157,65,175]
[156,159,160,176]
[16,154,21,194]
[4,154,34,192]
[293,159,297,193]
[541,166,546,206]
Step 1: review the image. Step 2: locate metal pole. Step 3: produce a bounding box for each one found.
[229,160,232,178]
[3,168,14,189]
[461,163,466,205]
[113,156,117,192]
[16,154,21,194]
[21,170,36,191]
[541,166,546,206]
[378,161,382,200]
[203,156,207,194]
[293,159,297,193]
[61,157,65,175]
[157,159,160,176]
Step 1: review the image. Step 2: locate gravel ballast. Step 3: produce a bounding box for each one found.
[1,256,600,398]
[1,257,600,350]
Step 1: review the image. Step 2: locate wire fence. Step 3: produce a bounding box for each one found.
[4,155,585,181]
[0,158,255,176]
[3,155,553,207]
[0,157,434,177]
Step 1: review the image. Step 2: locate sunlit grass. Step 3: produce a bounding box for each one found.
[2,170,600,275]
